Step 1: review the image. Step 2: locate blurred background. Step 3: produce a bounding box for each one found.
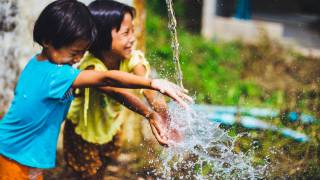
[1,0,320,179]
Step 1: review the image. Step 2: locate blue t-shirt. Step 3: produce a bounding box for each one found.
[0,56,80,168]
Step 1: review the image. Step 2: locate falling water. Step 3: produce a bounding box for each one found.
[157,1,269,179]
[165,0,184,88]
[1,0,269,178]
[153,103,269,179]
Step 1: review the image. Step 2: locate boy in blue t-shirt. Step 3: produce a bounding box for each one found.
[0,0,191,178]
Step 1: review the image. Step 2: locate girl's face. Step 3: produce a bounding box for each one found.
[111,13,135,59]
[45,40,89,65]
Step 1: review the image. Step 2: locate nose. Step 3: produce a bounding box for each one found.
[129,34,135,45]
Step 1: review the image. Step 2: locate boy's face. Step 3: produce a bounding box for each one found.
[111,13,135,59]
[45,40,89,65]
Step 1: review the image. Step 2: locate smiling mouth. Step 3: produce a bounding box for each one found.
[125,47,133,52]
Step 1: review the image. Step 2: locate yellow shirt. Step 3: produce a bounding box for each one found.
[67,51,150,144]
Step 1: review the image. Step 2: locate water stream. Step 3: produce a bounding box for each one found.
[0,1,269,179]
[157,1,269,179]
[165,0,184,88]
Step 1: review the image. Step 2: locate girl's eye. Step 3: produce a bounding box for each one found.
[123,31,129,35]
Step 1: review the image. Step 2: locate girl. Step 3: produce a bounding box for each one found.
[63,0,182,179]
[0,1,190,179]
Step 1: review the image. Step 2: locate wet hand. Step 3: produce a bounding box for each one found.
[150,79,193,108]
[148,112,169,147]
[148,111,184,146]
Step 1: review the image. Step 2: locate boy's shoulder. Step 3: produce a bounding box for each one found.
[26,56,74,71]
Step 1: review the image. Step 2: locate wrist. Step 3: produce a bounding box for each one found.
[145,110,155,119]
[150,79,165,93]
[148,79,154,89]
[150,79,155,90]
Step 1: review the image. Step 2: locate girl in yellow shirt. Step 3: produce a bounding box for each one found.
[63,0,182,179]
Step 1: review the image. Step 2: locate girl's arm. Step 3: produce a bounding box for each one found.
[133,64,184,144]
[98,86,168,146]
[133,65,170,125]
[72,70,192,108]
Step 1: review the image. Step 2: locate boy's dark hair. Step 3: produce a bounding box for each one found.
[88,0,136,56]
[33,0,97,49]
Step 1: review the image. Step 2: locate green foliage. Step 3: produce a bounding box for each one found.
[145,2,320,177]
[146,6,264,106]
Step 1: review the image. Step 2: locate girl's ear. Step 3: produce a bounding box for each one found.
[111,28,117,37]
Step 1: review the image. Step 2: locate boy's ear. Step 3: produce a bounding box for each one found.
[42,40,50,48]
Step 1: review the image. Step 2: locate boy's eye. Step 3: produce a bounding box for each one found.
[70,51,84,57]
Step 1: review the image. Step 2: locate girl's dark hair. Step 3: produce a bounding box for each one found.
[33,0,97,49]
[88,0,136,56]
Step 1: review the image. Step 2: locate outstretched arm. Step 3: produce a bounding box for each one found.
[72,70,192,108]
[72,70,152,89]
[98,86,168,146]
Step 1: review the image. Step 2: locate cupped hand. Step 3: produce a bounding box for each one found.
[148,112,169,147]
[148,111,184,146]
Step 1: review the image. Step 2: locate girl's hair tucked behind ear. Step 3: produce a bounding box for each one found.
[88,0,136,56]
[33,0,97,49]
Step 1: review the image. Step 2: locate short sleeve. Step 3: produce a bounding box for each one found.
[127,50,150,78]
[48,65,80,99]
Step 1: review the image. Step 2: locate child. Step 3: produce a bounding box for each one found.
[0,1,190,179]
[63,0,181,179]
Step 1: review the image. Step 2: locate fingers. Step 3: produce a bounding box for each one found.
[152,79,193,108]
[165,90,189,108]
[165,81,193,103]
[150,123,168,147]
[169,82,187,93]
[176,90,193,103]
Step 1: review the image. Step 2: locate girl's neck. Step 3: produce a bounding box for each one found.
[99,51,123,70]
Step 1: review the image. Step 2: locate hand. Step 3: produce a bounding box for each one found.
[148,111,183,146]
[160,111,183,144]
[154,107,170,129]
[150,79,193,108]
[147,112,169,147]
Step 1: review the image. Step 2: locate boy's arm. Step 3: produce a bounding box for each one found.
[72,70,151,89]
[72,70,192,108]
[98,86,168,146]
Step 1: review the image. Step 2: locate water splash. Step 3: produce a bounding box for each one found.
[165,0,184,88]
[160,1,268,178]
[154,103,269,179]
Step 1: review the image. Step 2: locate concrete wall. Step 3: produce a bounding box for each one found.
[201,0,320,56]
